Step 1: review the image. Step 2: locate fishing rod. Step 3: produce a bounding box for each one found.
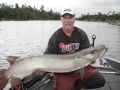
[9,72,53,90]
[27,73,53,90]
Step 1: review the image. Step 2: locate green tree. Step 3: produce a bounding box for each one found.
[0,3,61,20]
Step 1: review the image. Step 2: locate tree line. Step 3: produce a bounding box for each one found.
[1,3,120,23]
[0,3,61,20]
[78,11,120,23]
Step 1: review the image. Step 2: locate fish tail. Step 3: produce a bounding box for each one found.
[0,70,8,90]
[0,56,19,90]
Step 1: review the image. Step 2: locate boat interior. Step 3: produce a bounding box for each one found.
[81,66,120,90]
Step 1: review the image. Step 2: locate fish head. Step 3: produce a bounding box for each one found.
[75,44,108,67]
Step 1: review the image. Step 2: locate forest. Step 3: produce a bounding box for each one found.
[78,11,120,25]
[0,3,120,25]
[0,3,61,20]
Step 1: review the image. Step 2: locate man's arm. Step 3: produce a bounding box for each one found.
[44,32,58,54]
[79,30,91,50]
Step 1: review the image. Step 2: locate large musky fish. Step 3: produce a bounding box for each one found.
[0,44,107,90]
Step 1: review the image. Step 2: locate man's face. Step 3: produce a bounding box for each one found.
[61,14,75,31]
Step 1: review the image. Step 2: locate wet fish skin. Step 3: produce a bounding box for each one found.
[4,44,107,79]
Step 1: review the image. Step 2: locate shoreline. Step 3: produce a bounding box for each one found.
[107,21,120,26]
[1,19,120,26]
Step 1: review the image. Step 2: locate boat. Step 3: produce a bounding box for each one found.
[3,35,120,90]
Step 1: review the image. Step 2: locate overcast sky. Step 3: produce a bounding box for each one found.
[1,0,120,17]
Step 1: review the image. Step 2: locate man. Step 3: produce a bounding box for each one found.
[44,8,105,90]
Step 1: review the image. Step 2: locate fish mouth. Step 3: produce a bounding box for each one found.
[93,48,108,61]
[99,48,108,57]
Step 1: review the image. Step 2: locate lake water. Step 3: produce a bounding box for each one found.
[0,20,120,69]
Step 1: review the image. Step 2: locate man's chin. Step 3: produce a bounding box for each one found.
[64,27,72,31]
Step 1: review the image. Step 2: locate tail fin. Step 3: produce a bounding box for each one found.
[0,70,8,90]
[0,56,18,90]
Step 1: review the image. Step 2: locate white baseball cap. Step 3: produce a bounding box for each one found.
[61,8,75,17]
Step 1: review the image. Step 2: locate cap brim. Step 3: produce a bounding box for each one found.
[61,12,75,17]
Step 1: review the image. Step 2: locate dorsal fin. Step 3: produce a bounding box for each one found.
[6,56,19,65]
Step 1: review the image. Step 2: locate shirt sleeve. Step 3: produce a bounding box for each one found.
[79,30,91,50]
[44,32,58,54]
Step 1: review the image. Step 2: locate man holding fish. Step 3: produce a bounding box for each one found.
[0,8,106,90]
[44,8,105,90]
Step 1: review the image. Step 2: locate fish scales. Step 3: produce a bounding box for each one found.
[4,44,107,79]
[5,55,77,78]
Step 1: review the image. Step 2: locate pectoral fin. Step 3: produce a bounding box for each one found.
[10,77,21,88]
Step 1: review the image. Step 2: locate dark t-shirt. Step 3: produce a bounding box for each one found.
[44,26,90,54]
[44,26,90,75]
